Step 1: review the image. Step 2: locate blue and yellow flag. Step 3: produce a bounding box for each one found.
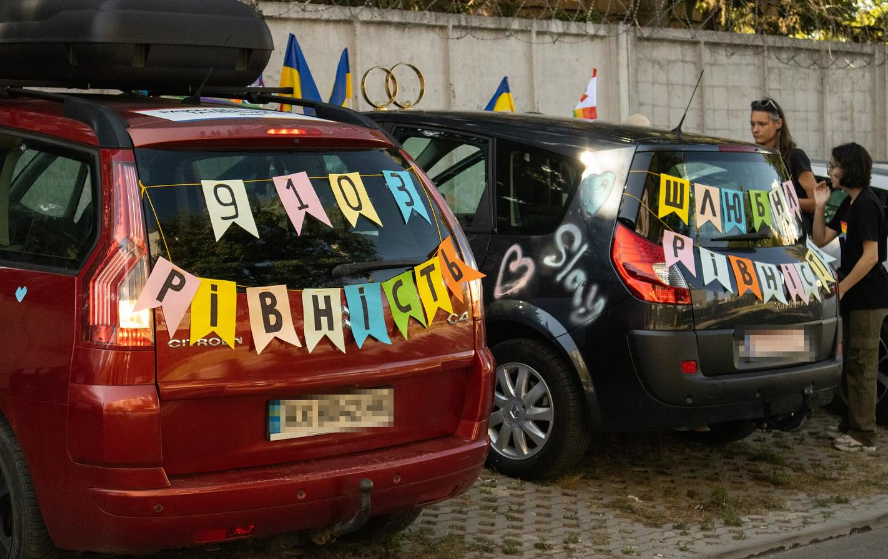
[279,33,322,112]
[484,77,516,112]
[328,48,352,107]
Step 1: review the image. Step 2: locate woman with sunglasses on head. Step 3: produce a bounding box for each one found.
[750,98,818,232]
[812,143,888,453]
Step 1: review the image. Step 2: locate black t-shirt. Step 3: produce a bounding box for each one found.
[827,187,888,311]
[786,148,813,231]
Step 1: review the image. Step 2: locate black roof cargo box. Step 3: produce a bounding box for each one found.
[0,0,273,90]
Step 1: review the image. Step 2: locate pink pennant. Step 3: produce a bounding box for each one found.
[780,263,806,303]
[273,172,332,235]
[663,231,696,277]
[782,180,802,221]
[133,257,201,338]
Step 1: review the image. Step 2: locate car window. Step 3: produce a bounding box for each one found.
[495,141,581,235]
[634,151,804,248]
[394,128,489,230]
[0,135,97,270]
[135,148,447,289]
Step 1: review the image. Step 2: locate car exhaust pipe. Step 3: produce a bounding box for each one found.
[310,478,374,545]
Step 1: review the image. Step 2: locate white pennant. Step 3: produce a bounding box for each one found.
[699,248,733,292]
[806,239,837,264]
[201,180,259,241]
[754,262,787,304]
[794,262,821,302]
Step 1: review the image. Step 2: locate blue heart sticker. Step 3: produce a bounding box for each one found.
[15,286,27,302]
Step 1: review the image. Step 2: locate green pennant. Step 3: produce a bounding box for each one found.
[748,190,773,232]
[382,271,427,339]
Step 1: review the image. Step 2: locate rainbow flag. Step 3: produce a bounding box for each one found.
[328,49,352,107]
[484,77,516,112]
[279,33,322,112]
[574,69,598,121]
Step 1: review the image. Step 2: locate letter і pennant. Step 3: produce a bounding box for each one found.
[190,278,238,349]
[343,283,391,348]
[133,256,201,337]
[436,237,485,302]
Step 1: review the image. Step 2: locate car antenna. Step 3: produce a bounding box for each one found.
[672,70,704,135]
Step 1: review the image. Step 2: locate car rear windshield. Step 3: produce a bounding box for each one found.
[136,148,446,288]
[634,151,804,248]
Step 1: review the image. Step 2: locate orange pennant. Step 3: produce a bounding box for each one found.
[436,237,485,302]
[728,256,762,301]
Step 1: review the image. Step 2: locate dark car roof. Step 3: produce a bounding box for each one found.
[368,110,769,156]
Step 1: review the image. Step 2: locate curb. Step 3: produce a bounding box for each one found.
[704,499,888,559]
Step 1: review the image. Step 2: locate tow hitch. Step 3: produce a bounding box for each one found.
[310,478,374,545]
[760,386,813,432]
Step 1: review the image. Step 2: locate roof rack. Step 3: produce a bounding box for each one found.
[0,86,386,150]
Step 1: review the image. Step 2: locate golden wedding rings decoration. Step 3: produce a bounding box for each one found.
[361,63,425,110]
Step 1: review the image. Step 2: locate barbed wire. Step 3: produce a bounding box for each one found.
[244,0,888,69]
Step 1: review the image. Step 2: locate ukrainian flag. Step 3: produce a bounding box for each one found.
[279,33,322,112]
[328,48,352,107]
[484,77,516,112]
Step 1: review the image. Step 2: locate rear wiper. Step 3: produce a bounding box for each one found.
[331,259,425,278]
[710,232,770,242]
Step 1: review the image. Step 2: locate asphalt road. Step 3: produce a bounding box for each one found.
[767,526,888,558]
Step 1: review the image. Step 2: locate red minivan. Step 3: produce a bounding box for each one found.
[0,89,493,555]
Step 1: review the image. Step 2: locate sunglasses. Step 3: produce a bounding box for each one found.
[750,98,779,112]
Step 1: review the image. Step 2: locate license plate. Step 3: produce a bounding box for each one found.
[738,328,813,361]
[267,389,394,441]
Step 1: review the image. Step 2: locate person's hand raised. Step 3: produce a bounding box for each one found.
[813,180,831,208]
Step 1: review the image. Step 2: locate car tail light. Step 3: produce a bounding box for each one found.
[612,223,691,305]
[82,152,153,348]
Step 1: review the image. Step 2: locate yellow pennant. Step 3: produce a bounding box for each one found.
[414,257,453,324]
[805,250,836,286]
[190,278,237,349]
[328,172,382,228]
[658,173,690,225]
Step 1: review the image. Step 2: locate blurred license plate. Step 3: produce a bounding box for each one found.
[267,389,394,441]
[738,328,812,360]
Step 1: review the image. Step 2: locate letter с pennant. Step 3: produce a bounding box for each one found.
[414,256,453,324]
[133,256,201,337]
[190,278,237,348]
[728,255,762,301]
[436,237,485,302]
[658,173,690,225]
[246,285,302,354]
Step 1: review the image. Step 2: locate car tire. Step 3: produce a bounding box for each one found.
[0,415,55,559]
[487,339,590,480]
[691,420,757,445]
[341,508,422,542]
[834,317,888,424]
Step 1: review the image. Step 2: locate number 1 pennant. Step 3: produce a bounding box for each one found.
[273,172,332,235]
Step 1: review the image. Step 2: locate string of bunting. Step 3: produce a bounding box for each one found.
[651,172,837,301]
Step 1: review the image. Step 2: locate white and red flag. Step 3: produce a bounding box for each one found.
[574,68,598,121]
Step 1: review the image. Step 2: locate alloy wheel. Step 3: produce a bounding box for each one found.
[489,362,554,460]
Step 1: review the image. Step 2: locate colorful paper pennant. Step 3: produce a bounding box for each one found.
[806,249,836,286]
[329,172,382,227]
[728,255,762,300]
[754,262,787,304]
[780,263,807,303]
[437,237,485,302]
[273,172,332,235]
[414,257,454,323]
[748,190,773,232]
[782,180,802,221]
[769,186,793,239]
[699,248,734,292]
[383,170,431,225]
[201,180,259,241]
[721,188,747,234]
[658,173,690,225]
[382,271,427,339]
[302,288,346,353]
[246,285,302,354]
[343,283,391,348]
[795,262,822,302]
[807,239,837,264]
[190,278,237,348]
[663,231,696,277]
[133,257,201,338]
[694,183,723,232]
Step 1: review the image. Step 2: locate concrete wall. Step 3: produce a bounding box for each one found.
[257,3,888,160]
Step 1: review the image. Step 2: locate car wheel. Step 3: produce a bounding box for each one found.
[691,420,757,445]
[835,318,888,424]
[487,339,590,480]
[341,508,422,542]
[0,415,55,559]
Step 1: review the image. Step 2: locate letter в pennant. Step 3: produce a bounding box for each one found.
[133,256,201,338]
[246,285,302,354]
[728,256,762,301]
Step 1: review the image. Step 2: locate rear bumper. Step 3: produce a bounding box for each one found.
[83,434,486,551]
